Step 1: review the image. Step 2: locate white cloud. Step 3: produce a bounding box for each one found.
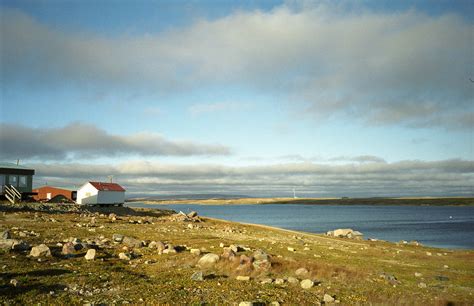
[29,159,474,197]
[1,5,472,129]
[188,101,249,116]
[0,122,231,160]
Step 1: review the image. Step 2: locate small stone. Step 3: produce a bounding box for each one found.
[426,252,432,256]
[85,249,96,260]
[191,271,204,281]
[239,302,253,306]
[260,278,273,284]
[270,302,280,306]
[295,267,309,277]
[323,294,335,303]
[415,272,422,277]
[300,279,314,289]
[122,237,143,248]
[274,278,285,285]
[287,247,295,252]
[418,282,427,288]
[443,265,449,269]
[197,253,220,267]
[219,242,225,248]
[287,277,299,284]
[236,275,250,281]
[1,230,11,239]
[118,253,131,261]
[30,244,51,257]
[190,249,201,256]
[187,224,194,229]
[10,279,18,287]
[112,234,124,242]
[62,242,75,255]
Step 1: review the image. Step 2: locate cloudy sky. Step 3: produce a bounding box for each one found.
[1,0,473,197]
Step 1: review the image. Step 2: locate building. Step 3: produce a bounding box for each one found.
[32,186,77,203]
[0,162,35,202]
[76,181,126,205]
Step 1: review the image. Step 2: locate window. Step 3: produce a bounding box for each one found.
[9,175,18,187]
[19,176,27,188]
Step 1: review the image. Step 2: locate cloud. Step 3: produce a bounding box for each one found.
[1,5,472,129]
[29,159,474,197]
[0,122,231,160]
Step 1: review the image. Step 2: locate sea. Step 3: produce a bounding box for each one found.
[126,203,474,249]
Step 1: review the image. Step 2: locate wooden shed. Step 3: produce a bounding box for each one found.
[76,181,125,205]
[32,186,77,203]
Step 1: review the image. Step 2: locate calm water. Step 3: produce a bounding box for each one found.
[126,203,474,249]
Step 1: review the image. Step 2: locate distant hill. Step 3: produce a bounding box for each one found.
[127,194,252,201]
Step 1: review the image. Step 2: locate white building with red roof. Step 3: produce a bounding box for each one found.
[76,181,126,205]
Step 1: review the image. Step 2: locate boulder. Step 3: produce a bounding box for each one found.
[327,228,363,239]
[30,244,51,257]
[149,241,166,253]
[118,252,131,261]
[62,242,75,255]
[323,294,335,303]
[1,230,11,239]
[190,249,201,256]
[122,237,143,248]
[85,249,96,260]
[197,253,220,267]
[295,268,309,277]
[221,247,236,260]
[112,234,124,243]
[0,239,14,251]
[287,277,299,284]
[191,271,204,281]
[300,279,314,289]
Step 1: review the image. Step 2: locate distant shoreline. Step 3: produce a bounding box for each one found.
[127,197,474,206]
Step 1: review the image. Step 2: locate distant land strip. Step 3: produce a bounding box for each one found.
[127,197,474,206]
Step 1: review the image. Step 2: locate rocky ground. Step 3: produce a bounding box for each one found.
[0,203,473,305]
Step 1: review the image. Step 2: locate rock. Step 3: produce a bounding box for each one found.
[30,244,51,257]
[191,271,204,281]
[260,277,273,284]
[287,277,299,284]
[187,211,198,218]
[380,273,398,285]
[274,278,285,285]
[221,247,236,260]
[0,239,14,251]
[190,249,201,256]
[287,247,295,252]
[197,253,220,267]
[122,237,143,248]
[11,240,30,251]
[327,228,363,239]
[418,282,427,288]
[236,275,250,281]
[85,249,96,260]
[239,302,253,306]
[118,252,131,261]
[112,234,124,242]
[149,241,166,253]
[270,302,280,306]
[163,244,177,254]
[300,279,314,289]
[295,267,309,277]
[426,252,432,256]
[323,294,335,303]
[414,272,422,277]
[62,242,75,255]
[10,279,18,287]
[1,230,11,239]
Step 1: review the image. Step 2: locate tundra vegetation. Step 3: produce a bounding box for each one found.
[0,203,473,305]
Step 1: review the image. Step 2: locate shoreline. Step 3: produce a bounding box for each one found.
[127,197,474,206]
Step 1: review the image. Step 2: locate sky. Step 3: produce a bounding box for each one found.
[0,0,473,197]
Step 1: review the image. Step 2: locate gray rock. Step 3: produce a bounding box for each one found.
[0,239,14,251]
[112,234,124,242]
[85,249,96,260]
[191,271,204,281]
[30,244,51,257]
[323,294,335,303]
[62,242,75,255]
[118,252,131,261]
[295,267,309,277]
[1,230,11,239]
[122,237,143,248]
[11,240,30,251]
[300,279,314,289]
[197,253,220,267]
[252,249,271,270]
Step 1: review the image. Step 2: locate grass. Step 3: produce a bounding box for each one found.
[0,204,473,304]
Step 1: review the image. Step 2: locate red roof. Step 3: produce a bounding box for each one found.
[89,182,126,192]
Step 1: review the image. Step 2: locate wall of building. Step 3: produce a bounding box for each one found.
[97,190,125,204]
[76,183,99,204]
